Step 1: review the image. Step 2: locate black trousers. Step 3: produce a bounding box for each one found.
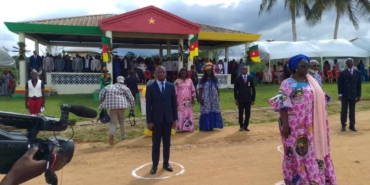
[238,102,252,128]
[152,119,172,167]
[340,99,356,127]
[166,71,173,82]
[193,83,199,101]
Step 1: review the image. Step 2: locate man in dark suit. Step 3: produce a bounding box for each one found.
[338,58,362,132]
[146,66,178,175]
[234,66,256,131]
[29,51,42,71]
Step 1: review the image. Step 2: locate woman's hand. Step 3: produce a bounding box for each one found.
[281,124,291,139]
[199,98,204,106]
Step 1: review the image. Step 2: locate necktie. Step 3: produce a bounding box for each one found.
[243,75,247,83]
[161,82,165,95]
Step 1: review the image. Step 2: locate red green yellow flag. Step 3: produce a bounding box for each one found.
[248,45,261,62]
[189,34,199,61]
[101,36,111,63]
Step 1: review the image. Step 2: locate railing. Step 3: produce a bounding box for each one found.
[46,72,100,94]
[197,74,233,89]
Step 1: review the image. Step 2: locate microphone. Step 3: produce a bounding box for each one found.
[60,105,97,118]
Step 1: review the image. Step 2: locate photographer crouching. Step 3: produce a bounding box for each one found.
[99,76,135,146]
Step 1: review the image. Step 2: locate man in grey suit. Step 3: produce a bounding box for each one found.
[72,54,83,72]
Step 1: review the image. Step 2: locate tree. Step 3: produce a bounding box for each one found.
[259,0,313,41]
[308,0,370,39]
[124,51,137,59]
[197,49,222,60]
[2,46,9,52]
[41,46,65,56]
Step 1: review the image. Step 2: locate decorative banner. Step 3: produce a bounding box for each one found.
[248,45,261,62]
[101,36,111,63]
[189,34,199,61]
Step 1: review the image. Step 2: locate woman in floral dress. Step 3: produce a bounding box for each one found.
[198,62,223,131]
[174,68,196,132]
[268,54,337,185]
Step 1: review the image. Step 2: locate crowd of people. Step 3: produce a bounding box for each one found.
[98,61,226,146]
[0,69,15,97]
[3,49,364,184]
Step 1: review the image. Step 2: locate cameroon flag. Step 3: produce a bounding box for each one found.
[189,34,199,61]
[101,36,110,63]
[248,45,261,62]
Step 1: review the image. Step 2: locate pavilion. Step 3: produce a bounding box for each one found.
[4,5,261,96]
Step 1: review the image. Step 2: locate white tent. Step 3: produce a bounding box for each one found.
[350,38,370,57]
[309,39,368,58]
[0,47,16,68]
[252,41,321,61]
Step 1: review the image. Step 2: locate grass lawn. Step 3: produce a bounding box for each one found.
[1,82,370,142]
[2,82,370,119]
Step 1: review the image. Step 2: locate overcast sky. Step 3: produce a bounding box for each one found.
[1,0,370,57]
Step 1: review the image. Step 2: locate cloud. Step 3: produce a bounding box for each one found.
[1,0,370,57]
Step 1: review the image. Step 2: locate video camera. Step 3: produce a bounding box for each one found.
[0,104,97,183]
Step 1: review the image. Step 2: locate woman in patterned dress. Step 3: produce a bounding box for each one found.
[174,68,196,132]
[198,62,223,131]
[268,55,337,185]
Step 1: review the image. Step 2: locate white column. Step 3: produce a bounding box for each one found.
[159,47,163,62]
[166,40,171,58]
[34,40,39,53]
[187,34,194,70]
[18,32,26,86]
[225,46,229,61]
[178,38,183,70]
[208,50,214,60]
[244,42,250,60]
[105,31,113,76]
[46,45,51,54]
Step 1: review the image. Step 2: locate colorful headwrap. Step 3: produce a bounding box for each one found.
[202,62,213,71]
[289,54,310,72]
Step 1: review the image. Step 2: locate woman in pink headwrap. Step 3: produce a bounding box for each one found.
[268,54,337,185]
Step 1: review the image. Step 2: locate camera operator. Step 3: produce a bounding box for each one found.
[0,147,56,185]
[99,76,135,146]
[25,70,45,115]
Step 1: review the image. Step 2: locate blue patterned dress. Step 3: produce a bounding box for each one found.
[198,78,223,131]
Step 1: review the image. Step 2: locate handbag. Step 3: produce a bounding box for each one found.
[143,127,176,137]
[97,108,110,124]
[128,110,136,126]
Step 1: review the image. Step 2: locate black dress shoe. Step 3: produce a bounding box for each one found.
[341,127,346,131]
[349,127,357,132]
[163,164,173,172]
[150,166,157,175]
[244,128,250,131]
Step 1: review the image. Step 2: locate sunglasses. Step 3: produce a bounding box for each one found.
[311,65,319,67]
[298,64,310,68]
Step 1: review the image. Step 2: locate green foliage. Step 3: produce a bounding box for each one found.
[250,62,265,73]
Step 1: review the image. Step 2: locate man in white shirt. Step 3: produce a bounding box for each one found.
[25,70,45,115]
[43,53,54,72]
[165,57,173,82]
